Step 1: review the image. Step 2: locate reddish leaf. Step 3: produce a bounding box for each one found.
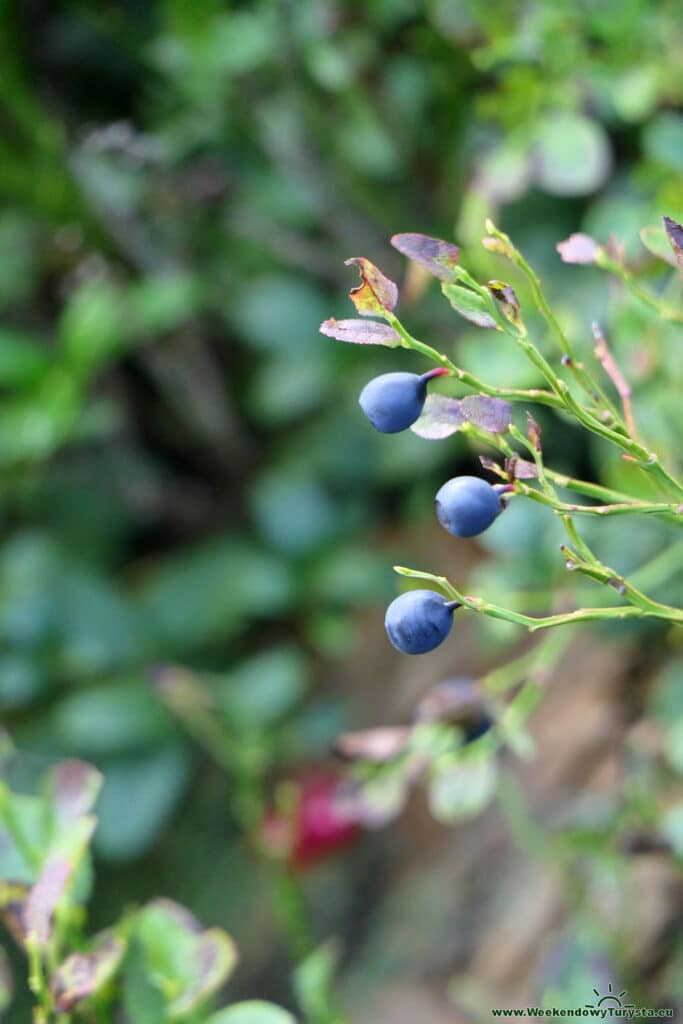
[505,455,538,480]
[334,727,413,763]
[526,413,542,451]
[319,317,400,347]
[344,258,398,316]
[24,859,72,947]
[390,233,459,282]
[51,932,126,1012]
[556,233,599,264]
[48,760,102,825]
[663,216,683,275]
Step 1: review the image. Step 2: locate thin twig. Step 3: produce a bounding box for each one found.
[592,321,638,439]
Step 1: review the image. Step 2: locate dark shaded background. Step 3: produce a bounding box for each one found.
[1,1,683,1019]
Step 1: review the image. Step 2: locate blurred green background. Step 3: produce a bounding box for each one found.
[1,0,683,1019]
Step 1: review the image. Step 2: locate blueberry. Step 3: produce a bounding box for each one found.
[435,475,502,538]
[359,368,448,433]
[385,589,459,654]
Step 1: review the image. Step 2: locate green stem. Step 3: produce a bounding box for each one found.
[517,484,683,522]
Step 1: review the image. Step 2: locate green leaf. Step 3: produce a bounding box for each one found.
[0,328,49,387]
[0,945,12,1012]
[293,941,339,1024]
[52,679,176,756]
[136,900,238,1017]
[206,1001,297,1024]
[427,750,497,825]
[220,647,310,729]
[441,282,498,329]
[660,803,683,857]
[59,279,124,372]
[533,113,611,196]
[94,747,191,862]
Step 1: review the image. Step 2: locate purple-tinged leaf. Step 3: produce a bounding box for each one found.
[411,394,466,439]
[460,395,511,433]
[334,727,413,763]
[24,859,72,946]
[48,760,102,825]
[442,282,498,328]
[169,929,239,1017]
[663,216,683,275]
[413,679,486,725]
[505,455,538,480]
[390,233,460,282]
[51,932,126,1012]
[556,233,599,264]
[487,280,520,323]
[526,413,542,452]
[319,317,400,348]
[479,456,507,479]
[412,394,511,439]
[640,226,679,269]
[344,258,398,316]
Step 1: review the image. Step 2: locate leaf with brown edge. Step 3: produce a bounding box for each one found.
[487,280,520,324]
[390,233,459,282]
[663,216,683,274]
[47,760,102,825]
[460,395,511,433]
[0,881,29,945]
[334,727,413,763]
[505,455,538,480]
[51,931,126,1012]
[319,317,400,347]
[344,258,398,316]
[442,282,498,329]
[479,456,507,480]
[556,233,600,264]
[526,413,542,452]
[24,858,72,947]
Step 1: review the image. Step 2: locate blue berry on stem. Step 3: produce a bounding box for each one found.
[435,475,503,538]
[385,589,459,654]
[359,367,449,433]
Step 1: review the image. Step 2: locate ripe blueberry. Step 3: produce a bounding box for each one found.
[435,475,502,538]
[359,367,448,433]
[385,589,459,654]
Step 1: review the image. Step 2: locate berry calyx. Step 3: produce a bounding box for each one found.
[435,475,503,538]
[359,367,449,433]
[385,589,459,654]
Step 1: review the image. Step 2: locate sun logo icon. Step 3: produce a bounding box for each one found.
[585,983,635,1013]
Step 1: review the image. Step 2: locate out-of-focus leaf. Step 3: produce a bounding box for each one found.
[0,945,12,1012]
[221,647,310,729]
[441,282,498,328]
[51,931,126,1013]
[660,803,683,858]
[413,679,485,725]
[52,679,176,756]
[533,114,611,196]
[293,941,339,1024]
[0,788,50,883]
[427,750,497,824]
[390,233,459,282]
[0,329,49,387]
[344,258,398,316]
[0,881,29,946]
[665,719,683,775]
[334,727,413,762]
[206,1002,296,1024]
[319,317,400,347]
[24,858,73,947]
[94,747,191,862]
[59,279,124,372]
[411,393,511,439]
[663,216,683,274]
[640,225,679,268]
[128,272,199,334]
[46,760,102,824]
[556,233,600,265]
[137,899,238,1017]
[643,113,683,172]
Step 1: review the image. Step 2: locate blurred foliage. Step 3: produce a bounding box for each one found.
[0,0,683,1019]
